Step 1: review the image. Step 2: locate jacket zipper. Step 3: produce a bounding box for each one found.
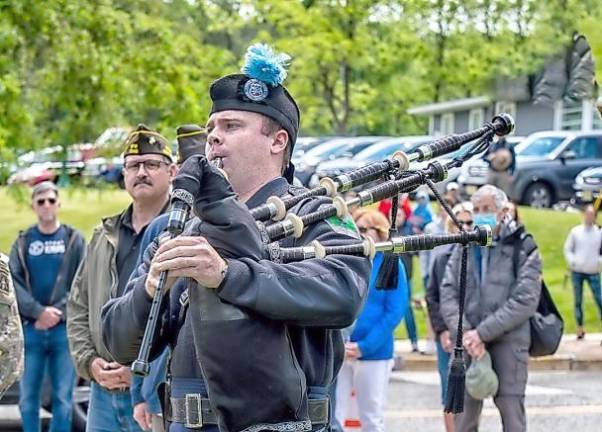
[48,227,77,306]
[17,233,32,293]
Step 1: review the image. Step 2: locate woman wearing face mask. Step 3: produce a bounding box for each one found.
[440,185,542,432]
[335,209,408,432]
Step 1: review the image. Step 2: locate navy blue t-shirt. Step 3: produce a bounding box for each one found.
[25,225,68,306]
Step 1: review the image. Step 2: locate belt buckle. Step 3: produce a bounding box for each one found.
[185,393,203,429]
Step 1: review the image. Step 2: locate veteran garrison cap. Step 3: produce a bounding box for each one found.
[123,124,173,161]
[209,44,300,182]
[176,124,206,163]
[465,351,499,400]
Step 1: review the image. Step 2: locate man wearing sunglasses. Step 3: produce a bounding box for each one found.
[68,125,176,432]
[9,181,85,431]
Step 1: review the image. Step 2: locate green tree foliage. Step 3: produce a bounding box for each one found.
[0,0,598,154]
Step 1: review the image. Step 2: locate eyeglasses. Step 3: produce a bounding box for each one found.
[124,160,169,173]
[357,226,377,234]
[35,197,57,206]
[458,220,473,227]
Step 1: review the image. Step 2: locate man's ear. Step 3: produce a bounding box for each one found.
[270,129,289,156]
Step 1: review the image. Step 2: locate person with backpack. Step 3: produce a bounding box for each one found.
[440,184,542,432]
[563,204,602,340]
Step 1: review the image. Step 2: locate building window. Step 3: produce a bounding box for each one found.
[592,105,602,130]
[495,102,516,125]
[440,113,454,135]
[468,108,484,130]
[428,116,435,135]
[561,100,582,130]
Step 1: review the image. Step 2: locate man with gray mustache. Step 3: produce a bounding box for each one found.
[68,124,176,431]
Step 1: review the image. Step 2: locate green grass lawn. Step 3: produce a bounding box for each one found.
[1,187,597,336]
[0,186,131,252]
[395,206,599,339]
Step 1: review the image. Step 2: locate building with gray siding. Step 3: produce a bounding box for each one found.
[408,96,602,136]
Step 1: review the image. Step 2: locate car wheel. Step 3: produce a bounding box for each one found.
[71,379,90,432]
[524,182,553,208]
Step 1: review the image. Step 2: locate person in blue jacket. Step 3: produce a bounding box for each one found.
[335,208,408,432]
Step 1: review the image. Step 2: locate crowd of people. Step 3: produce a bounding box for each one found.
[2,139,599,432]
[331,184,544,432]
[0,42,598,432]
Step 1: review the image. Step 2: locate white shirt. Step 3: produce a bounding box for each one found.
[563,224,602,274]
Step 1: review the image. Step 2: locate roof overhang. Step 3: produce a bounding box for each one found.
[408,96,491,116]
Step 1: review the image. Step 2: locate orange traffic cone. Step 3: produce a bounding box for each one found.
[344,389,361,430]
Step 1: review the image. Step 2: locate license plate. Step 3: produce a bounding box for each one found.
[581,190,593,201]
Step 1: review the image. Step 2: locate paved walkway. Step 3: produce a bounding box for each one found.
[395,333,602,371]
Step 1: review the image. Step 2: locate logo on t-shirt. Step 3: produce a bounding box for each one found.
[28,240,66,257]
[29,241,45,256]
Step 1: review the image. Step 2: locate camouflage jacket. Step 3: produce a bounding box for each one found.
[0,253,24,399]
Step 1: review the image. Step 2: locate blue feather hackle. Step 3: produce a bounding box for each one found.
[241,43,291,87]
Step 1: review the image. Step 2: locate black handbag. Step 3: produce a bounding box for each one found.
[529,280,564,357]
[512,230,564,357]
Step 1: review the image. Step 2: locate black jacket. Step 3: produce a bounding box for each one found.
[10,224,86,322]
[425,244,454,335]
[101,176,370,430]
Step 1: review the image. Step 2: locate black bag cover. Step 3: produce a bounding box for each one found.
[529,281,564,357]
[510,229,564,358]
[176,156,310,432]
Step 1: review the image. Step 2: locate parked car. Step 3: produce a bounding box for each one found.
[309,136,433,187]
[82,157,124,188]
[457,136,525,195]
[291,137,339,164]
[294,136,388,185]
[0,378,89,431]
[461,131,602,207]
[8,145,92,186]
[572,166,602,205]
[7,163,57,185]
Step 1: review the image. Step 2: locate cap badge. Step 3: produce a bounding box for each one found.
[243,78,269,102]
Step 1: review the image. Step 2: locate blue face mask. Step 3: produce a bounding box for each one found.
[474,213,497,229]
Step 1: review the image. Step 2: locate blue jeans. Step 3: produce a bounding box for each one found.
[435,340,450,406]
[571,272,602,326]
[328,379,344,432]
[404,281,418,344]
[87,382,143,432]
[19,322,75,432]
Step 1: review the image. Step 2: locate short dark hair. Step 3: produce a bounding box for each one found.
[261,116,291,175]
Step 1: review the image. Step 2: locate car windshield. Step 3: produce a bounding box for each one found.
[516,136,565,157]
[306,140,376,159]
[353,140,429,162]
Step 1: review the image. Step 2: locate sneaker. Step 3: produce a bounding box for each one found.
[392,355,405,371]
[411,342,419,353]
[423,339,436,355]
[577,327,585,340]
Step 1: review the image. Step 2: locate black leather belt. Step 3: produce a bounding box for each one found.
[168,394,329,429]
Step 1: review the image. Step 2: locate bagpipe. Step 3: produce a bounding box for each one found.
[131,113,514,431]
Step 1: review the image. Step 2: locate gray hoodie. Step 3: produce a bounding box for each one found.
[563,224,602,275]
